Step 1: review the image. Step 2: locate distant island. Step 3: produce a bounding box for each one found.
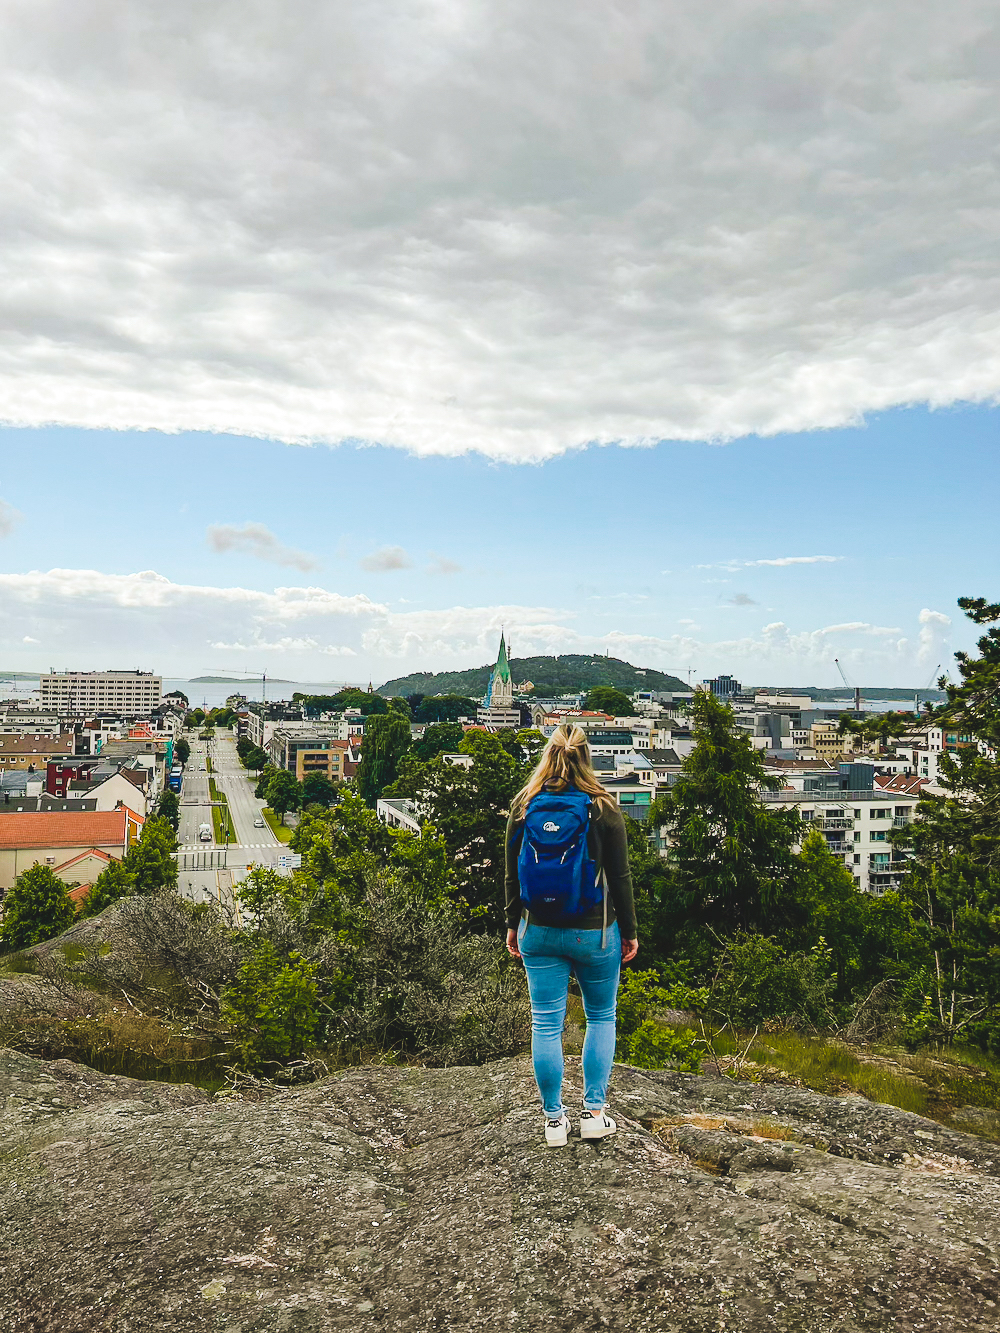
[187,675,296,684]
[377,654,689,698]
[0,672,41,681]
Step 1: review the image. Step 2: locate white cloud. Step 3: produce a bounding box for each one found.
[744,556,842,568]
[0,566,961,685]
[361,546,412,572]
[206,522,318,572]
[917,608,952,666]
[0,500,22,538]
[426,556,463,576]
[0,5,998,460]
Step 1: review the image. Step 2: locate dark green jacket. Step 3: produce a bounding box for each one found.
[504,796,637,937]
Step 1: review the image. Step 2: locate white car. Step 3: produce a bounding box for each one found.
[254,816,265,828]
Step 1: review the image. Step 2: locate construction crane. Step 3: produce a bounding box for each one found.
[833,658,863,717]
[914,663,941,714]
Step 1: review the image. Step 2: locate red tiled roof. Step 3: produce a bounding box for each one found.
[874,774,928,796]
[0,809,129,849]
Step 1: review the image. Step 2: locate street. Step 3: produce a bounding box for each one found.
[175,729,284,914]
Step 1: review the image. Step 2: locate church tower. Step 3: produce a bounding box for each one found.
[483,632,514,708]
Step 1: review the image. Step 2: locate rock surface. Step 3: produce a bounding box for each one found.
[1,1047,998,1332]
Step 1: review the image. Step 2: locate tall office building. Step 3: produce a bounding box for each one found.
[39,670,162,717]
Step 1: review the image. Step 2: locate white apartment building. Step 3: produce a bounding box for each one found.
[40,671,162,716]
[762,787,921,895]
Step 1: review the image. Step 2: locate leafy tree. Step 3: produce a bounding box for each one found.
[156,789,180,831]
[416,731,521,926]
[584,686,634,716]
[221,941,319,1069]
[388,695,411,718]
[255,763,278,798]
[356,712,412,806]
[266,769,303,824]
[246,745,269,774]
[414,694,479,724]
[413,721,464,762]
[656,690,802,941]
[235,865,288,923]
[125,815,179,893]
[79,859,136,918]
[174,737,191,765]
[235,736,253,763]
[0,863,76,950]
[302,771,338,808]
[296,688,387,717]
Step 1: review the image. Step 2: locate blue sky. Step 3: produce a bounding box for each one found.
[0,403,992,686]
[1,3,998,687]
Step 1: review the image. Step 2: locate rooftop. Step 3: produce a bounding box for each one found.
[0,809,130,849]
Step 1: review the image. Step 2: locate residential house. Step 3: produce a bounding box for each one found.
[0,808,142,893]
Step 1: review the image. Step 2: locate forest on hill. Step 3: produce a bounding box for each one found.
[377,653,687,698]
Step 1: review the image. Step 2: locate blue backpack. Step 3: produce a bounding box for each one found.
[518,788,605,921]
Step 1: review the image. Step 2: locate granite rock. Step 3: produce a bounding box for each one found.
[1,1047,998,1332]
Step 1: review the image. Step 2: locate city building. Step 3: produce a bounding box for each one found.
[268,728,350,783]
[0,731,77,770]
[376,797,422,834]
[703,674,742,699]
[0,807,142,893]
[39,670,162,716]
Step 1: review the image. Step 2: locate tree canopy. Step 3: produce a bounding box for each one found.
[583,686,634,716]
[0,864,75,950]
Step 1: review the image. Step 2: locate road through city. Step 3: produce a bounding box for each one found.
[176,730,283,914]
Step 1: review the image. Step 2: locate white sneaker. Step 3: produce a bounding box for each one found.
[544,1114,570,1147]
[580,1109,617,1140]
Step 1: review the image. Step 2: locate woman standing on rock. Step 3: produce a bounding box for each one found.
[505,722,639,1147]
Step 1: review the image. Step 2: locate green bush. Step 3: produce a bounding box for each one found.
[615,969,703,1071]
[222,941,319,1070]
[624,1020,702,1073]
[708,932,838,1029]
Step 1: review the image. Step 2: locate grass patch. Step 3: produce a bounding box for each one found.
[261,807,293,843]
[211,800,236,845]
[0,1007,231,1092]
[208,774,220,800]
[205,754,213,772]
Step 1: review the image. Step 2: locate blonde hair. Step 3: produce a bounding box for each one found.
[512,722,615,819]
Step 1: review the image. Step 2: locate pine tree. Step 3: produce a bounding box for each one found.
[656,690,801,938]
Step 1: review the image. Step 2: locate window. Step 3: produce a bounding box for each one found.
[871,831,886,842]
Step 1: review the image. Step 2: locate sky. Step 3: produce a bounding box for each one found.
[0,2,998,688]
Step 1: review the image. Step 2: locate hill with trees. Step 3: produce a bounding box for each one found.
[377,653,687,699]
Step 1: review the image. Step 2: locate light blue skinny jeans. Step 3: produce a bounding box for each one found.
[517,916,621,1119]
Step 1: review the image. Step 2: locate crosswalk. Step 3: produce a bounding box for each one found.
[179,842,280,851]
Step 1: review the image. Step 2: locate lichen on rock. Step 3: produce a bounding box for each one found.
[1,1047,998,1331]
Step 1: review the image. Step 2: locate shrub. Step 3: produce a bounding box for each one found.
[0,864,76,951]
[708,932,838,1029]
[222,942,319,1069]
[615,969,703,1071]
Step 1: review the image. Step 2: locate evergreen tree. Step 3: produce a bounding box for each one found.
[0,864,76,950]
[656,690,801,939]
[125,815,179,893]
[174,737,191,765]
[891,595,1000,1047]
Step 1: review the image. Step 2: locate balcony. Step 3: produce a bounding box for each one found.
[814,817,854,831]
[893,816,911,827]
[825,841,851,854]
